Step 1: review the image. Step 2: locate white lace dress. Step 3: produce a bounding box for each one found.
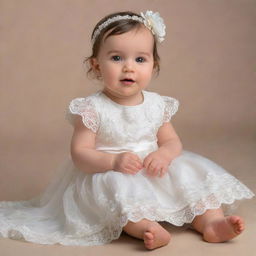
[0,90,254,246]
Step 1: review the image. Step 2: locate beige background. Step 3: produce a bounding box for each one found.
[0,0,255,255]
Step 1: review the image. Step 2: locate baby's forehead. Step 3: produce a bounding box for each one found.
[101,28,154,53]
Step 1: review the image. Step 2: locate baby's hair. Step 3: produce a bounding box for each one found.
[84,11,160,79]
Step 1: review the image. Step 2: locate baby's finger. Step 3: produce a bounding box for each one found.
[126,163,141,173]
[132,155,143,166]
[159,166,168,177]
[159,168,164,177]
[126,159,142,170]
[147,161,157,176]
[133,159,143,169]
[152,164,162,177]
[122,167,137,175]
[143,156,152,170]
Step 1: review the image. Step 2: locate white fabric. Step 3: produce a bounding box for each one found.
[0,90,254,246]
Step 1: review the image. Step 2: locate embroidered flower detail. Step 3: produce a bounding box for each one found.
[140,10,166,43]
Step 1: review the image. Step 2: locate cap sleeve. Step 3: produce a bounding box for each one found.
[162,96,179,122]
[66,97,99,133]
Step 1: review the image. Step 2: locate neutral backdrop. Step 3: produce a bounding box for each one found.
[0,0,255,256]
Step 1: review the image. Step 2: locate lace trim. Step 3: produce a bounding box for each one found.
[66,97,99,133]
[162,96,179,122]
[0,174,254,246]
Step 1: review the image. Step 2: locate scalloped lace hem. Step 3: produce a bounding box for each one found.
[0,191,254,246]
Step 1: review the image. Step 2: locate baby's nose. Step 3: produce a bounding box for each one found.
[122,60,134,72]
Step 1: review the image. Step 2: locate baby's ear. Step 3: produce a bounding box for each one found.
[91,58,100,72]
[152,61,159,77]
[90,58,102,79]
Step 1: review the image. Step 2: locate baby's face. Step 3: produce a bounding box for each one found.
[92,27,155,104]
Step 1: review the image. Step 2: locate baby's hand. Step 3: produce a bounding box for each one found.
[143,150,171,177]
[112,152,143,175]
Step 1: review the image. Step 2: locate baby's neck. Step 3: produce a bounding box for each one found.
[102,90,144,106]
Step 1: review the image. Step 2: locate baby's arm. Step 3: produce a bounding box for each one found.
[143,122,182,177]
[70,116,142,174]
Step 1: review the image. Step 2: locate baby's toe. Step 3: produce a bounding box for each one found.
[143,231,154,249]
[144,231,154,240]
[228,216,244,234]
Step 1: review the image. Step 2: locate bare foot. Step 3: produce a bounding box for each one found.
[143,223,171,250]
[203,216,244,243]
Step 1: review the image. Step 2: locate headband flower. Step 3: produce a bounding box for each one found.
[141,11,166,43]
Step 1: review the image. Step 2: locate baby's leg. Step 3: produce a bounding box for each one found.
[123,219,171,250]
[192,208,244,242]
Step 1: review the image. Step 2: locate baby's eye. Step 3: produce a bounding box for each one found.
[136,57,146,63]
[111,55,122,61]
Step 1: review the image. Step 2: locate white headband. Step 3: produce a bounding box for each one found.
[91,10,166,44]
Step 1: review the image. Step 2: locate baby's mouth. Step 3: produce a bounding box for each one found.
[120,78,135,85]
[120,78,135,82]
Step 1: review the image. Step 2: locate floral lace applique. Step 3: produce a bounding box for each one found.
[162,96,179,122]
[66,97,99,133]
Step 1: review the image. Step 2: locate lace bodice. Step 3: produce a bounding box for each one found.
[67,90,179,154]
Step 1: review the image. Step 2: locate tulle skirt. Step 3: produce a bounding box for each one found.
[0,150,254,246]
